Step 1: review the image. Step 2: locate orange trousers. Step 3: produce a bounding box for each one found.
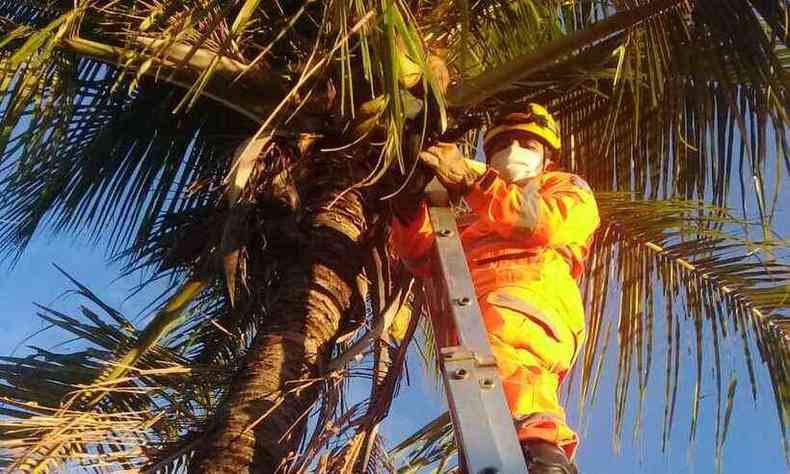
[479,286,580,459]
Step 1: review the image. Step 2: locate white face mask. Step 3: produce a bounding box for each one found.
[488,142,544,182]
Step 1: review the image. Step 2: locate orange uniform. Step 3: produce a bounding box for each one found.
[390,168,600,458]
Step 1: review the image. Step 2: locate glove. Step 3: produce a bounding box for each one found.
[391,160,433,224]
[418,142,479,195]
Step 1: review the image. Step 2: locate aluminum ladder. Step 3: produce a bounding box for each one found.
[423,177,529,474]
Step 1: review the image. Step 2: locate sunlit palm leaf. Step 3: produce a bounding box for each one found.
[581,193,790,455]
[0,276,219,472]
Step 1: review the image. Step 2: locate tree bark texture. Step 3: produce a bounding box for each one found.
[190,160,372,473]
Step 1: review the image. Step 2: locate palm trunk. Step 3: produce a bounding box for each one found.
[190,164,371,473]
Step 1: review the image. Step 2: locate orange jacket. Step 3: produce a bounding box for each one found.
[390,168,600,345]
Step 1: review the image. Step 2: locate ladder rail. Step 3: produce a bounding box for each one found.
[425,181,529,474]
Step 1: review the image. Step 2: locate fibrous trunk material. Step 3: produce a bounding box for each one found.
[190,162,370,473]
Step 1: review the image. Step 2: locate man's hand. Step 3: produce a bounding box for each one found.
[419,142,480,194]
[391,161,433,224]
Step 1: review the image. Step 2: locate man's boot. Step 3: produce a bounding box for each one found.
[520,441,579,474]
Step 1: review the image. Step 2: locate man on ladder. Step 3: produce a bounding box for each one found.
[390,104,599,473]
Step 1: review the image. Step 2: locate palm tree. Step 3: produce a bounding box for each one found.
[0,0,787,472]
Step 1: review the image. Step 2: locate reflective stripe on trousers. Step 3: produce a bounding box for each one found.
[480,287,580,459]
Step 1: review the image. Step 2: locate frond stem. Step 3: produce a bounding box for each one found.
[447,0,685,106]
[59,37,276,122]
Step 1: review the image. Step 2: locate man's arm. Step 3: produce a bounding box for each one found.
[389,146,485,277]
[389,201,434,277]
[465,169,600,248]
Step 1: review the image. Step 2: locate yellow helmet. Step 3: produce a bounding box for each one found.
[483,103,560,151]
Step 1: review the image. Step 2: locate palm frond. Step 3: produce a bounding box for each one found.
[580,193,790,458]
[440,0,788,223]
[0,36,255,261]
[0,273,222,473]
[388,411,455,473]
[446,0,683,106]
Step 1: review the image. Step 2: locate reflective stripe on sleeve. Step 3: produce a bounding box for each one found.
[514,178,541,232]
